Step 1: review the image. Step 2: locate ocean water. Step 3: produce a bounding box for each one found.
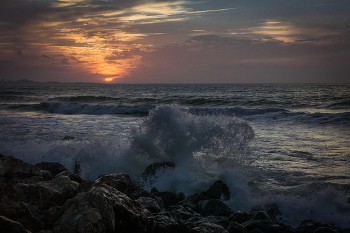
[0,83,350,227]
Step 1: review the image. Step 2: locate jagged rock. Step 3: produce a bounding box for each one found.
[167,205,201,221]
[154,191,180,208]
[153,212,181,233]
[205,180,231,200]
[314,227,339,233]
[62,135,75,140]
[141,162,175,183]
[40,170,53,181]
[297,219,334,233]
[229,211,251,224]
[14,176,79,208]
[189,222,229,233]
[95,173,134,196]
[132,190,163,206]
[227,221,247,233]
[68,173,83,183]
[202,215,230,228]
[1,156,42,183]
[35,162,70,177]
[253,211,272,221]
[53,184,154,233]
[137,197,162,213]
[198,199,234,217]
[0,215,32,233]
[241,219,283,233]
[184,192,208,210]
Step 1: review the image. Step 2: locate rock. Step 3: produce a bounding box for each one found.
[189,223,229,233]
[0,215,32,233]
[314,227,339,233]
[53,184,154,233]
[1,156,42,183]
[242,220,283,233]
[95,173,135,196]
[202,215,230,229]
[167,205,201,221]
[151,187,159,193]
[253,211,272,221]
[154,191,180,208]
[35,162,70,177]
[62,135,75,140]
[297,219,333,233]
[184,192,208,208]
[141,162,175,183]
[198,199,234,217]
[137,197,162,213]
[227,221,247,233]
[14,176,79,208]
[68,173,83,183]
[153,213,181,233]
[205,180,231,200]
[40,170,53,181]
[229,211,251,224]
[249,228,264,233]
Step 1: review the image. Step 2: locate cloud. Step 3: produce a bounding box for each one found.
[42,54,50,58]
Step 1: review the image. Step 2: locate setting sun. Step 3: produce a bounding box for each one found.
[105,78,113,82]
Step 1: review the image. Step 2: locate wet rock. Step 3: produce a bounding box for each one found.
[297,219,334,233]
[62,135,75,140]
[167,205,201,221]
[202,215,230,228]
[154,191,180,208]
[253,211,272,221]
[198,199,234,217]
[141,162,175,183]
[229,211,251,224]
[314,227,339,233]
[1,156,42,183]
[137,197,162,213]
[205,180,231,200]
[68,173,83,183]
[227,221,247,233]
[95,173,135,196]
[153,212,181,233]
[35,162,70,178]
[0,215,32,233]
[40,170,53,181]
[14,176,79,208]
[242,219,283,233]
[53,184,154,233]
[189,222,228,233]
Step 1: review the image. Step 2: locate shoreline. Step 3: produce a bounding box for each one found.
[1,154,349,233]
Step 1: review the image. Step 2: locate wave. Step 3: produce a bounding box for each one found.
[48,96,121,103]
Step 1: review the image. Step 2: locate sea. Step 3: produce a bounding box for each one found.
[0,83,349,227]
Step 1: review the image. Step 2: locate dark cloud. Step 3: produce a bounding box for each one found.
[42,54,50,59]
[17,51,22,56]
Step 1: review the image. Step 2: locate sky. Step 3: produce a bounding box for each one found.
[0,0,350,83]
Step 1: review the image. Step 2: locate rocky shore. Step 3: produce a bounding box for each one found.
[1,154,349,233]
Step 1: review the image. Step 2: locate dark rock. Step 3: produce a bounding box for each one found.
[227,221,247,233]
[314,227,339,233]
[53,184,154,233]
[153,213,181,233]
[249,228,264,233]
[253,211,272,221]
[14,176,79,208]
[177,192,185,201]
[189,222,228,233]
[62,135,75,140]
[142,162,175,183]
[297,220,333,233]
[167,205,201,221]
[198,199,234,217]
[242,220,283,233]
[1,156,42,183]
[229,211,251,224]
[154,191,180,208]
[151,187,159,193]
[205,180,231,200]
[35,162,70,177]
[202,215,230,229]
[68,173,83,183]
[40,170,53,181]
[185,192,208,205]
[0,215,32,233]
[95,173,135,196]
[137,197,162,213]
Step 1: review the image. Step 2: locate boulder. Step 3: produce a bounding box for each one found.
[229,211,251,224]
[198,199,234,217]
[314,227,339,233]
[137,197,162,213]
[297,219,334,233]
[153,213,181,233]
[14,176,79,208]
[205,180,230,200]
[35,161,70,177]
[95,173,135,196]
[227,221,247,233]
[0,215,32,233]
[154,191,180,208]
[189,222,228,233]
[166,205,201,221]
[253,211,272,221]
[241,219,283,233]
[1,156,42,183]
[53,184,154,233]
[202,215,230,229]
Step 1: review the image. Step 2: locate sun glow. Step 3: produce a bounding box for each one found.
[105,78,113,82]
